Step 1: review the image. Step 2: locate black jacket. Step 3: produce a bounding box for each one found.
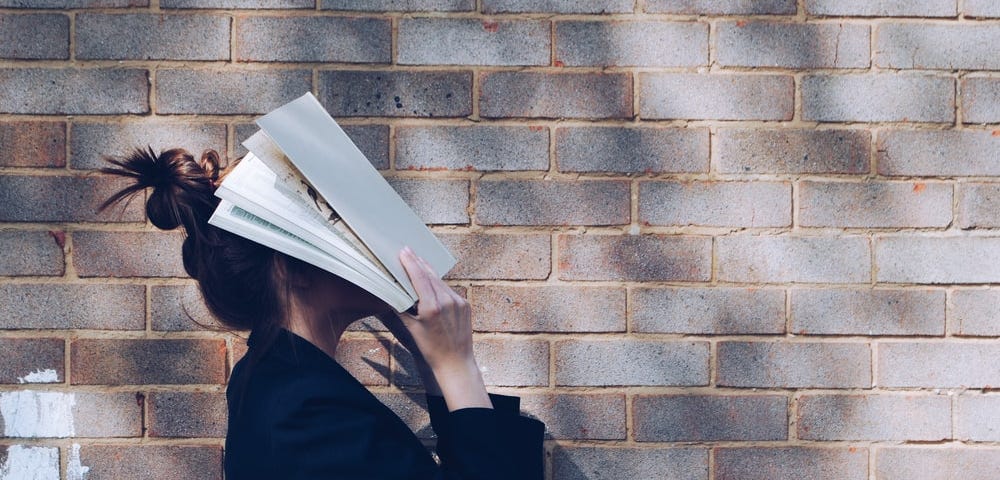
[224,329,545,479]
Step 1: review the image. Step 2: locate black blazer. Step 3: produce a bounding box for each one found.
[224,329,545,479]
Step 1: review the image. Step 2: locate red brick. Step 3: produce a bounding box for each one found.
[400,18,548,66]
[481,72,632,119]
[73,231,187,278]
[0,338,64,384]
[949,289,1000,337]
[148,391,227,437]
[558,234,711,282]
[956,394,1000,441]
[0,231,64,276]
[632,287,786,335]
[715,129,870,175]
[0,14,69,60]
[555,339,709,386]
[150,284,220,331]
[71,339,227,385]
[0,284,144,330]
[0,175,144,223]
[634,394,787,441]
[157,69,311,115]
[718,341,871,388]
[556,126,709,174]
[438,233,550,280]
[717,235,871,284]
[878,342,1000,388]
[791,288,945,336]
[0,122,65,167]
[469,285,625,333]
[76,13,229,60]
[476,180,630,226]
[70,121,226,170]
[0,68,148,114]
[73,392,143,437]
[519,393,626,440]
[553,447,707,480]
[640,73,793,121]
[639,181,791,227]
[798,394,951,441]
[334,337,390,386]
[78,445,222,480]
[875,447,1000,480]
[715,447,868,480]
[236,16,390,63]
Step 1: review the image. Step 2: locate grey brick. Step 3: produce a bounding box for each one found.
[878,342,1000,388]
[0,175,144,222]
[74,231,187,278]
[0,284,144,330]
[386,178,469,224]
[520,394,626,439]
[0,122,65,168]
[792,289,944,336]
[0,338,63,384]
[476,179,630,226]
[799,181,952,228]
[151,284,219,331]
[77,14,229,60]
[877,130,1000,176]
[718,341,871,388]
[804,74,954,122]
[557,127,709,174]
[237,123,388,168]
[958,183,1000,229]
[805,0,956,17]
[877,237,1000,284]
[965,0,1000,18]
[962,76,1000,124]
[475,338,549,386]
[553,447,707,480]
[634,395,787,441]
[438,233,550,280]
[400,18,548,66]
[319,70,472,118]
[0,0,148,6]
[555,339,709,386]
[483,0,632,13]
[558,234,712,282]
[876,448,1000,480]
[715,448,868,480]
[0,231,64,276]
[639,181,791,227]
[470,285,626,333]
[71,338,227,385]
[157,69,310,115]
[335,337,390,386]
[640,73,793,120]
[878,24,1000,70]
[646,0,796,14]
[556,21,707,67]
[236,16,390,63]
[73,392,143,437]
[798,394,951,441]
[950,289,1000,337]
[396,126,548,171]
[322,0,473,11]
[715,129,870,174]
[79,446,222,480]
[717,235,871,284]
[0,68,148,114]
[71,121,226,170]
[632,287,786,335]
[148,392,227,438]
[481,72,632,119]
[163,0,310,7]
[718,21,869,68]
[0,14,68,59]
[957,395,1000,441]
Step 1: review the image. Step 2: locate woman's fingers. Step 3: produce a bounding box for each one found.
[400,247,438,314]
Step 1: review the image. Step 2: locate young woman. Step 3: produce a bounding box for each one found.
[101,147,545,479]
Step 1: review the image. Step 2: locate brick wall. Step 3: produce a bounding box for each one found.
[1,1,998,479]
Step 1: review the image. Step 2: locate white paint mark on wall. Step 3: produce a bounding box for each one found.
[0,391,76,437]
[0,445,59,480]
[17,369,60,384]
[67,443,91,480]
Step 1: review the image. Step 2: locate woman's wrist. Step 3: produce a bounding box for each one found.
[432,358,492,411]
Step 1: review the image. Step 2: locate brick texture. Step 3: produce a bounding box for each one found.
[798,181,952,228]
[556,126,709,173]
[0,231,64,276]
[0,284,144,330]
[520,394,626,439]
[803,74,954,123]
[877,237,1000,284]
[71,338,227,385]
[632,287,786,334]
[717,21,869,68]
[73,231,187,278]
[949,289,1000,336]
[646,0,795,14]
[640,73,794,120]
[958,183,1000,229]
[962,77,1000,124]
[878,342,1000,388]
[877,130,1000,176]
[715,447,868,480]
[157,69,311,114]
[323,0,472,11]
[73,392,144,437]
[718,341,871,388]
[469,285,626,332]
[78,445,223,480]
[319,70,472,117]
[876,448,1000,480]
[714,129,870,174]
[76,13,229,60]
[634,395,787,441]
[956,394,1000,441]
[148,391,227,437]
[717,235,871,284]
[0,338,64,384]
[0,122,65,167]
[481,72,632,119]
[558,234,712,282]
[552,447,707,480]
[0,14,69,60]
[797,394,951,441]
[396,125,548,171]
[150,284,219,331]
[791,289,944,336]
[236,16,390,63]
[555,21,707,67]
[476,179,630,226]
[71,121,226,170]
[638,181,791,227]
[805,0,956,17]
[0,175,144,222]
[438,233,550,280]
[0,68,148,114]
[877,24,1000,70]
[387,178,469,224]
[555,339,709,386]
[965,0,1000,18]
[400,18,548,66]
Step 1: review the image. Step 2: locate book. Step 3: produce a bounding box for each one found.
[208,92,456,312]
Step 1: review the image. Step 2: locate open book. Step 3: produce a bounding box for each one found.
[208,93,456,312]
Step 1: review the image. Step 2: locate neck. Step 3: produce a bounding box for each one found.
[284,300,352,359]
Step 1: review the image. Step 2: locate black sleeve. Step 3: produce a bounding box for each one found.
[427,394,546,480]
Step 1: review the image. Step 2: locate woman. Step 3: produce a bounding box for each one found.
[101,147,545,479]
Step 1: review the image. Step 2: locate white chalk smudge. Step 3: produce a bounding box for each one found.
[0,445,59,480]
[67,443,90,480]
[0,391,76,438]
[17,369,60,384]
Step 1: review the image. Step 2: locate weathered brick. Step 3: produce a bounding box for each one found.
[798,394,950,441]
[0,231,64,276]
[400,18,548,66]
[481,72,632,119]
[639,181,791,227]
[396,125,548,172]
[469,286,625,333]
[877,237,1000,284]
[237,123,388,168]
[0,122,65,168]
[555,339,709,386]
[335,337,390,386]
[319,70,472,118]
[385,178,469,225]
[803,74,954,123]
[0,338,63,384]
[163,0,309,6]
[0,284,144,330]
[646,0,795,14]
[71,121,226,170]
[957,394,1000,441]
[717,235,871,284]
[520,394,626,440]
[323,0,473,11]
[878,342,1000,388]
[77,13,228,60]
[950,289,1000,337]
[71,339,227,385]
[805,0,956,17]
[0,68,148,114]
[556,126,709,174]
[236,16,390,63]
[958,183,1000,229]
[79,445,222,480]
[438,233,550,280]
[792,289,944,336]
[73,231,187,278]
[73,392,143,437]
[715,129,870,175]
[715,447,868,480]
[632,287,786,335]
[552,447,707,480]
[962,77,1000,124]
[556,21,707,67]
[799,181,952,228]
[878,24,1000,70]
[634,395,787,441]
[157,69,310,115]
[876,448,1000,480]
[477,180,630,226]
[718,341,871,388]
[718,21,869,68]
[394,338,549,387]
[877,130,1000,176]
[0,175,144,223]
[484,0,631,13]
[0,14,68,59]
[965,0,1000,18]
[151,284,218,331]
[558,234,712,282]
[0,0,148,6]
[148,392,227,438]
[640,73,793,120]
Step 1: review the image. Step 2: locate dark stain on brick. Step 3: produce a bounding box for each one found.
[482,21,499,32]
[48,230,65,249]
